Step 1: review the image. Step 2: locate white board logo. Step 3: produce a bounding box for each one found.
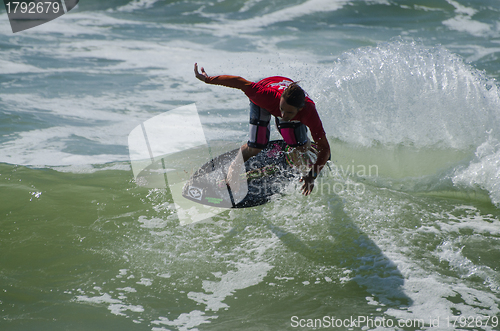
[187,186,203,200]
[269,80,292,90]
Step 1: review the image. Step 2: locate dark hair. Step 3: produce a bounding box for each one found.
[282,82,306,109]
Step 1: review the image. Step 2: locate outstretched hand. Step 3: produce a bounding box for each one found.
[299,174,315,196]
[194,63,209,82]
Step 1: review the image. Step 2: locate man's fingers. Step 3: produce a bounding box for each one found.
[194,63,209,82]
[301,180,313,196]
[194,63,207,82]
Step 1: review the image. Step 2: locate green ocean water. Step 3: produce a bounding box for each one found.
[2,146,499,330]
[0,161,401,329]
[1,0,500,330]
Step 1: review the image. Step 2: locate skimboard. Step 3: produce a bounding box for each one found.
[181,140,318,208]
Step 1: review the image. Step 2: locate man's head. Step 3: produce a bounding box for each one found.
[280,82,305,121]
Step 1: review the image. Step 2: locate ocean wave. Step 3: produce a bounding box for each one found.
[442,0,497,38]
[313,40,500,150]
[453,137,500,206]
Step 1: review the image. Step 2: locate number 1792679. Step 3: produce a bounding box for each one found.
[5,1,61,14]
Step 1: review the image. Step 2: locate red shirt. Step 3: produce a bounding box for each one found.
[206,75,327,142]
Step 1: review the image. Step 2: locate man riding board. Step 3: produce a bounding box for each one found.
[194,63,330,196]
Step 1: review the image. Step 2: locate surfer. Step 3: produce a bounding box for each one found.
[194,63,330,196]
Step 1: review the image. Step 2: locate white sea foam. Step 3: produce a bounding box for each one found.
[193,0,350,35]
[0,18,324,167]
[312,40,500,150]
[344,185,500,327]
[0,59,44,74]
[443,16,492,37]
[187,262,273,311]
[443,0,494,37]
[446,0,477,16]
[76,293,145,317]
[136,278,153,286]
[76,293,121,304]
[435,239,500,292]
[433,205,500,236]
[138,216,170,229]
[115,0,161,12]
[447,44,500,64]
[151,310,217,331]
[453,138,500,206]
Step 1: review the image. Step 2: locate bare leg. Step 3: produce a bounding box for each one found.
[226,143,262,192]
[239,143,262,162]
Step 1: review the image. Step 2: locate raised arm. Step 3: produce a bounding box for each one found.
[194,63,253,91]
